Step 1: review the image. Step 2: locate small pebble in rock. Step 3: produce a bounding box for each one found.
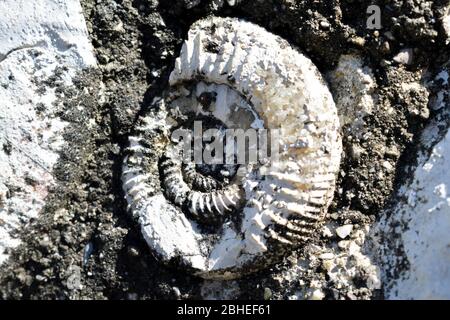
[336,224,354,239]
[381,41,391,54]
[350,144,364,161]
[264,287,273,300]
[98,54,109,64]
[320,21,330,29]
[35,275,46,282]
[393,49,414,65]
[322,225,333,237]
[338,240,350,250]
[127,246,140,257]
[348,241,361,255]
[385,145,400,158]
[173,287,181,298]
[382,161,394,172]
[309,289,325,300]
[319,252,335,260]
[322,259,334,272]
[66,265,82,290]
[350,36,366,47]
[82,242,94,266]
[367,274,382,290]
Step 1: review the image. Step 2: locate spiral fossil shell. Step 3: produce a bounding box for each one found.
[122,17,342,278]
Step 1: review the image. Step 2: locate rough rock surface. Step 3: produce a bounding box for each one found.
[381,129,450,299]
[0,0,95,265]
[371,64,450,300]
[0,0,448,300]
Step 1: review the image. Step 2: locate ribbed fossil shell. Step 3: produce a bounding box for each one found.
[122,17,342,279]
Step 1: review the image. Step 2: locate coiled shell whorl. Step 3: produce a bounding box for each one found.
[122,17,342,279]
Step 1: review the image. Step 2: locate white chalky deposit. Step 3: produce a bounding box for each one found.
[377,130,450,299]
[0,0,95,265]
[442,5,450,44]
[327,54,376,134]
[122,17,342,278]
[371,65,450,299]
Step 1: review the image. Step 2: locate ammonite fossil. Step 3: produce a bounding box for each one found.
[122,16,342,279]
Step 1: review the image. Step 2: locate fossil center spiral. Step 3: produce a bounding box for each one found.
[159,81,267,227]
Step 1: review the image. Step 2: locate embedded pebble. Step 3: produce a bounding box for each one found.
[393,49,414,65]
[264,287,273,300]
[319,252,335,260]
[336,225,354,239]
[309,289,325,300]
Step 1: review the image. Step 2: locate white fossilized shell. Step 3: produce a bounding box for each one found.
[122,17,342,279]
